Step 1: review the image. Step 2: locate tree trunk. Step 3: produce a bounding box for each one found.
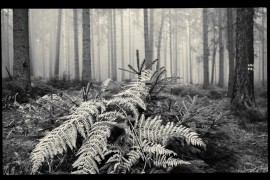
[90,10,95,80]
[164,20,168,77]
[144,9,151,69]
[82,9,92,82]
[128,9,132,79]
[156,9,165,70]
[73,9,80,80]
[218,8,224,88]
[231,8,255,109]
[169,9,173,75]
[13,9,31,93]
[121,9,125,80]
[54,9,62,77]
[227,8,235,97]
[188,15,193,84]
[97,9,101,81]
[107,10,111,78]
[174,9,178,79]
[111,9,117,81]
[211,27,217,85]
[149,9,154,70]
[262,8,265,87]
[203,8,209,88]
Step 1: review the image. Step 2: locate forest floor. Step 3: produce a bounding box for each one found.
[2,78,268,174]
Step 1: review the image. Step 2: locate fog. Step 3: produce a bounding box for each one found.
[1,8,267,86]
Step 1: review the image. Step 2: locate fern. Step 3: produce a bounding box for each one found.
[30,64,207,174]
[138,115,206,150]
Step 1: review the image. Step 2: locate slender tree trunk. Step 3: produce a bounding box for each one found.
[164,21,168,77]
[128,9,132,79]
[231,8,255,109]
[144,9,151,69]
[97,9,101,81]
[54,9,62,77]
[6,11,10,71]
[149,9,154,70]
[73,9,80,80]
[1,11,8,78]
[13,9,31,93]
[156,9,165,70]
[203,8,209,88]
[110,10,114,79]
[211,28,217,85]
[107,10,111,78]
[82,9,92,81]
[227,8,235,97]
[121,9,125,80]
[169,9,173,75]
[188,16,193,84]
[262,8,265,87]
[218,8,224,87]
[111,9,117,81]
[174,9,178,79]
[91,9,95,80]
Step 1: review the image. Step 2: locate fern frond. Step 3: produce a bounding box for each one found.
[142,140,177,156]
[152,154,190,168]
[138,115,206,150]
[72,124,111,174]
[114,90,147,110]
[104,97,140,121]
[30,100,104,174]
[122,148,143,171]
[98,111,126,121]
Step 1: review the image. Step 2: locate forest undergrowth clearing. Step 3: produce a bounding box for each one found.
[2,82,268,174]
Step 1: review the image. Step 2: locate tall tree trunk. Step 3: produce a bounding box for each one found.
[121,9,125,80]
[188,15,193,84]
[6,11,10,71]
[164,20,168,77]
[54,9,62,77]
[111,9,117,81]
[211,28,217,85]
[1,10,8,78]
[128,9,132,78]
[13,9,31,94]
[82,9,92,81]
[156,9,165,70]
[169,9,173,75]
[97,9,101,81]
[107,10,111,78]
[149,9,154,70]
[203,8,209,88]
[227,8,235,97]
[144,9,151,69]
[73,9,80,80]
[231,8,255,109]
[218,8,224,87]
[262,8,265,87]
[91,10,95,80]
[174,9,178,79]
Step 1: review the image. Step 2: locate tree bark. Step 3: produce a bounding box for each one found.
[144,9,151,69]
[218,8,224,88]
[107,10,111,78]
[111,9,117,81]
[203,8,209,88]
[13,9,31,93]
[121,9,125,80]
[54,9,62,77]
[211,26,217,85]
[97,9,101,81]
[231,8,255,109]
[149,9,154,70]
[169,9,173,75]
[262,8,265,87]
[227,8,235,97]
[82,9,92,81]
[73,9,80,80]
